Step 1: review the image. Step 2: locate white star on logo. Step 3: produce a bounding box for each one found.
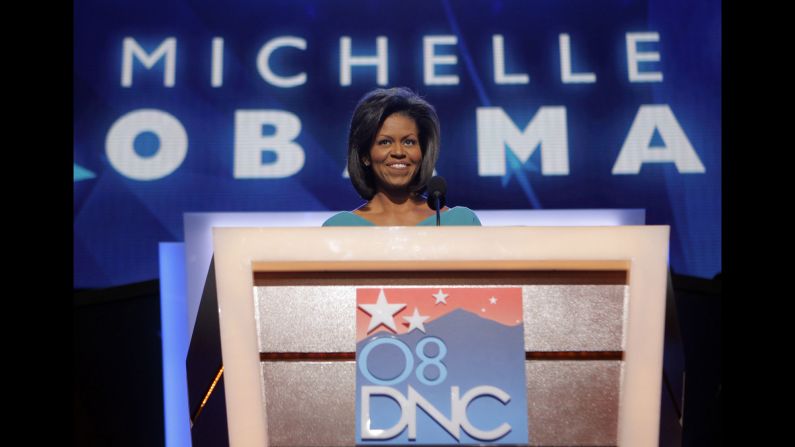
[358,289,406,333]
[432,289,449,304]
[489,296,498,305]
[403,307,430,333]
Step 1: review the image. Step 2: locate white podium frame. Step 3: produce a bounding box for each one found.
[212,226,669,447]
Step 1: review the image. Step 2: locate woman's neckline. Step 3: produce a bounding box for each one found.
[348,206,457,226]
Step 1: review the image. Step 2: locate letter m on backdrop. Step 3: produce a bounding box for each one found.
[476,107,569,176]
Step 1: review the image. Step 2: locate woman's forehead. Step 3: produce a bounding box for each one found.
[377,113,418,134]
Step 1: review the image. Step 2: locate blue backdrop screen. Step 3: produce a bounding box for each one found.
[74,0,721,287]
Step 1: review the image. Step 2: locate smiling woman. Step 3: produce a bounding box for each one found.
[323,87,481,227]
[366,114,423,195]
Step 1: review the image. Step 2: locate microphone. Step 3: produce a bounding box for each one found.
[426,176,447,226]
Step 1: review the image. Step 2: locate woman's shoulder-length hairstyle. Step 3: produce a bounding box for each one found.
[347,87,441,200]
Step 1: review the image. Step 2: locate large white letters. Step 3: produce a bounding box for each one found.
[613,105,705,174]
[477,107,569,176]
[626,32,663,82]
[106,109,188,180]
[110,33,694,181]
[234,110,305,178]
[424,36,459,85]
[211,37,224,87]
[121,37,177,87]
[118,32,669,88]
[493,35,529,85]
[559,33,596,83]
[340,36,388,86]
[257,36,308,88]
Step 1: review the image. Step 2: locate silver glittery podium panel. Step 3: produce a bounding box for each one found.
[254,279,626,446]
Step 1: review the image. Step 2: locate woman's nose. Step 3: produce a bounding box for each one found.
[390,144,406,157]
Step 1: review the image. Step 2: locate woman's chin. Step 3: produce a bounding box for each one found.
[376,182,415,196]
[377,176,417,192]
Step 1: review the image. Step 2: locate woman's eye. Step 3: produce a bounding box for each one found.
[403,139,416,146]
[378,139,391,146]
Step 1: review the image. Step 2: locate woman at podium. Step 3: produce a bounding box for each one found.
[323,87,481,227]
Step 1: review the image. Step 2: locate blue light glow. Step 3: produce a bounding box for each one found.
[73,163,96,182]
[159,243,192,447]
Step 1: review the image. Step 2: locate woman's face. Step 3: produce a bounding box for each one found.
[366,113,422,194]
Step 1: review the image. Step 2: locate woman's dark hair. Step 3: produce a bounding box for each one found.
[347,87,440,200]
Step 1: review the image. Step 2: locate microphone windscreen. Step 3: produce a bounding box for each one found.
[426,176,447,210]
[427,176,447,196]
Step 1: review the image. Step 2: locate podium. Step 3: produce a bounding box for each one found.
[188,225,669,446]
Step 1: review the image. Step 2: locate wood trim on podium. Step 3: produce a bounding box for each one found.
[257,352,624,362]
[252,260,629,287]
[254,269,628,286]
[252,259,630,272]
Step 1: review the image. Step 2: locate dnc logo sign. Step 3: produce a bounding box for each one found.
[355,287,529,445]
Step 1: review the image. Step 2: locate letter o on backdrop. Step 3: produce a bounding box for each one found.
[106,109,188,181]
